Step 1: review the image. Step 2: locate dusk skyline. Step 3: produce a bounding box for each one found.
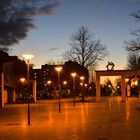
[10,0,140,70]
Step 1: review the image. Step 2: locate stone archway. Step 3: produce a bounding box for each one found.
[95,70,140,102]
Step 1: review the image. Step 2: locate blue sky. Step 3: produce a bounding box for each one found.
[11,0,140,70]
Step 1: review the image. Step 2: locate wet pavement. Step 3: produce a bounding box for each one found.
[0,96,140,140]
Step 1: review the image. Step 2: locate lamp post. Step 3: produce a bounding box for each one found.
[125,78,130,98]
[71,72,77,107]
[22,54,34,125]
[63,81,67,97]
[47,80,51,98]
[80,76,85,88]
[80,76,85,83]
[20,77,26,100]
[55,66,62,112]
[47,80,51,90]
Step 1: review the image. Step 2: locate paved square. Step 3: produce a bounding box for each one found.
[0,97,140,140]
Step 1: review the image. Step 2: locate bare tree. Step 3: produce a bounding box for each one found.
[115,78,121,86]
[0,0,59,51]
[46,60,56,65]
[63,26,108,69]
[104,78,114,88]
[125,1,140,52]
[125,30,140,52]
[131,11,140,20]
[126,52,140,70]
[114,78,121,95]
[125,4,140,66]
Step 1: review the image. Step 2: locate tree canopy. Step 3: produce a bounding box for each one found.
[126,52,140,70]
[125,2,140,69]
[125,2,140,52]
[63,26,108,69]
[0,0,59,51]
[125,30,140,52]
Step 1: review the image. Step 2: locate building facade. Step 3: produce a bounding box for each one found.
[31,61,89,98]
[0,51,27,105]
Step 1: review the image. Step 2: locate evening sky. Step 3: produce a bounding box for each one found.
[11,0,140,70]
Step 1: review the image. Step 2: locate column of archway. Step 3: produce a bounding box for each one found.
[95,74,100,102]
[1,72,5,108]
[95,71,127,102]
[33,80,36,102]
[121,75,126,102]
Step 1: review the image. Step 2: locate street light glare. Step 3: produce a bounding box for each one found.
[22,54,34,61]
[71,72,77,77]
[125,78,129,82]
[47,80,52,84]
[80,76,85,80]
[20,78,26,83]
[63,81,67,85]
[55,66,63,72]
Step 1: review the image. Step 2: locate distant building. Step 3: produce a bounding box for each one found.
[31,61,89,94]
[30,68,43,91]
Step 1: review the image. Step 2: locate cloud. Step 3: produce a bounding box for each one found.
[12,0,60,16]
[0,0,60,47]
[48,48,59,51]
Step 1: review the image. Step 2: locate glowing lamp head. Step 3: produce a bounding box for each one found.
[20,78,26,83]
[55,66,63,72]
[47,80,52,84]
[63,81,67,85]
[125,78,129,82]
[80,76,85,80]
[22,54,34,61]
[71,72,77,77]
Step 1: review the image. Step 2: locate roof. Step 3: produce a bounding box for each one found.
[95,70,140,76]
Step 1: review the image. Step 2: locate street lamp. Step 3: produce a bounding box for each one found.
[47,80,52,88]
[47,80,52,99]
[85,83,87,87]
[63,81,67,85]
[55,66,62,112]
[63,81,67,97]
[80,76,85,87]
[80,76,85,83]
[19,77,26,99]
[22,54,34,125]
[20,77,26,88]
[71,72,77,107]
[20,77,26,83]
[125,78,130,97]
